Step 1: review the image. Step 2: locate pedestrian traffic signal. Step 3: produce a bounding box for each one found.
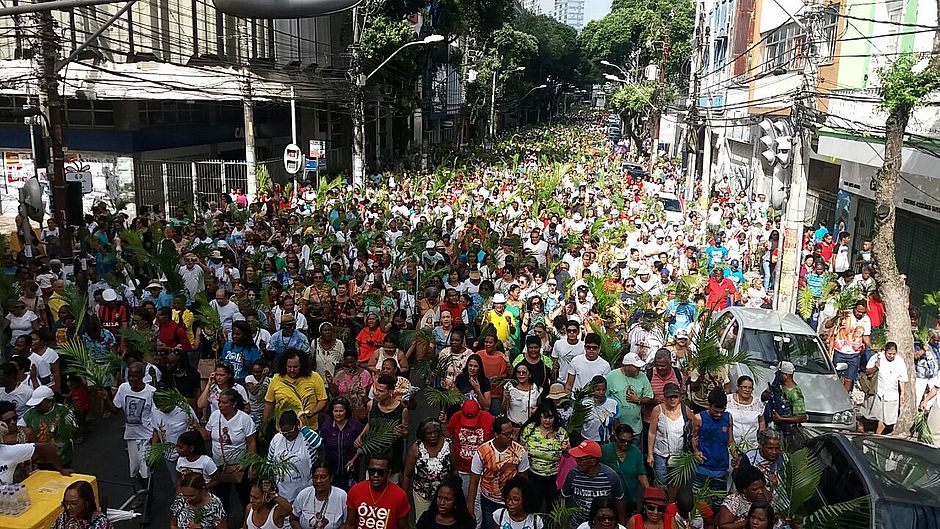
[759,119,792,167]
[213,0,361,17]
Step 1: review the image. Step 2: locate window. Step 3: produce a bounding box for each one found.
[65,99,114,128]
[739,329,832,374]
[762,15,837,72]
[885,1,904,55]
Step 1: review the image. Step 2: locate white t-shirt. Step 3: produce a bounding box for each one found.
[18,353,51,383]
[552,339,585,384]
[179,266,204,299]
[868,353,909,401]
[151,406,191,460]
[176,454,219,482]
[293,485,348,529]
[254,329,272,351]
[0,443,35,484]
[506,385,541,425]
[568,355,611,391]
[524,239,549,267]
[492,509,544,529]
[0,384,32,416]
[112,383,156,440]
[6,311,38,345]
[206,409,256,465]
[268,432,315,502]
[38,347,59,387]
[210,300,241,337]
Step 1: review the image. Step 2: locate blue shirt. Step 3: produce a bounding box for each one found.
[667,300,698,336]
[724,269,746,288]
[268,330,309,359]
[696,411,731,477]
[704,245,728,268]
[805,273,826,297]
[220,341,261,382]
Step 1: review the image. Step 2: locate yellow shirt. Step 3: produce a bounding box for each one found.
[485,309,514,342]
[264,373,327,429]
[48,292,66,323]
[172,308,196,344]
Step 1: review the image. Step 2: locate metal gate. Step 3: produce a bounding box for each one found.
[134,160,249,215]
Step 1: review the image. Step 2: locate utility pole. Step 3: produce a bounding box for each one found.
[488,69,498,138]
[350,6,366,188]
[684,3,704,203]
[38,2,71,259]
[774,9,820,314]
[240,18,257,201]
[649,13,672,169]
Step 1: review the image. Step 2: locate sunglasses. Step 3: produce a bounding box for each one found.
[644,503,665,513]
[367,467,388,476]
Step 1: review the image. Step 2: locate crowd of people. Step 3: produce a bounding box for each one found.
[0,112,909,529]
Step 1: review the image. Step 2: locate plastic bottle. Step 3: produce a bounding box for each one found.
[0,489,12,516]
[8,488,18,516]
[16,484,30,511]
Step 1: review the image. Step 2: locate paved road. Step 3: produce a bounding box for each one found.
[71,382,437,529]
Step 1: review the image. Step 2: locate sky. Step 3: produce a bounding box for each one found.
[584,0,613,25]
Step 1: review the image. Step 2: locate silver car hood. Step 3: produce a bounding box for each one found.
[730,364,854,415]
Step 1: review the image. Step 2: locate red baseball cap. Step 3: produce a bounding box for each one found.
[643,487,667,507]
[461,400,481,427]
[569,440,602,459]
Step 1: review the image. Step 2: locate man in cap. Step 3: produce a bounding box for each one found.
[561,439,626,528]
[605,353,654,435]
[97,288,129,350]
[141,280,174,309]
[704,236,728,271]
[635,266,658,294]
[448,399,494,523]
[724,259,746,288]
[421,239,446,269]
[767,361,807,434]
[23,385,77,465]
[268,313,310,360]
[483,293,515,345]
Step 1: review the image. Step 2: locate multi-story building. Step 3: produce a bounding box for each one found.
[0,2,408,220]
[815,0,940,312]
[522,0,556,16]
[554,0,585,30]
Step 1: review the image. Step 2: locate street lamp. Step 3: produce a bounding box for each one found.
[601,60,629,81]
[488,66,526,138]
[352,34,445,188]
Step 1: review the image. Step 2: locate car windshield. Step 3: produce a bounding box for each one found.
[660,198,682,213]
[739,329,832,374]
[853,436,940,504]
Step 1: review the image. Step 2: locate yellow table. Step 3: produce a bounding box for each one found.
[0,471,99,529]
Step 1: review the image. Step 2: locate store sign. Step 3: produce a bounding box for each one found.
[840,160,940,221]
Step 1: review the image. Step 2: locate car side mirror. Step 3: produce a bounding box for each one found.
[835,362,848,372]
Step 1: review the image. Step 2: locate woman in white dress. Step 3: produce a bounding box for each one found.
[726,375,766,450]
[267,410,322,502]
[244,481,291,529]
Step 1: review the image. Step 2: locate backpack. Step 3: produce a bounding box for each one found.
[680,402,694,453]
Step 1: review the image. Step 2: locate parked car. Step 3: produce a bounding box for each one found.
[715,307,856,429]
[656,192,684,226]
[803,432,940,529]
[621,161,647,179]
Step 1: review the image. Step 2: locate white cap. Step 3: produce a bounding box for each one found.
[26,385,54,406]
[622,353,644,367]
[426,240,435,249]
[102,288,118,302]
[778,361,796,375]
[637,266,652,276]
[492,293,507,304]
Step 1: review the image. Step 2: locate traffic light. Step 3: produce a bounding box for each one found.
[213,0,362,17]
[758,119,792,167]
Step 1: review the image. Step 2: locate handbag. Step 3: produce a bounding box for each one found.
[858,362,878,396]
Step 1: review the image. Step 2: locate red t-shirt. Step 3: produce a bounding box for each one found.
[356,327,386,363]
[448,411,494,472]
[706,277,736,310]
[867,296,885,328]
[478,352,509,398]
[346,481,410,529]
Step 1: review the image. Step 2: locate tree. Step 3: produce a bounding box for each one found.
[874,33,940,432]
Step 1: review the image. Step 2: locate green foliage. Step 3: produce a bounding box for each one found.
[802,496,870,529]
[256,165,270,194]
[359,419,401,456]
[687,310,759,381]
[544,500,580,529]
[192,292,223,339]
[608,82,658,115]
[154,388,195,417]
[58,339,122,388]
[589,321,622,366]
[120,327,155,361]
[145,442,175,468]
[62,283,88,331]
[491,24,539,65]
[359,15,414,62]
[798,287,817,320]
[238,451,298,483]
[566,382,597,434]
[879,54,940,113]
[924,290,940,313]
[912,410,933,444]
[425,386,465,409]
[666,451,700,487]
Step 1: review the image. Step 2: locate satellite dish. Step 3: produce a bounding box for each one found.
[19,177,44,223]
[212,0,362,18]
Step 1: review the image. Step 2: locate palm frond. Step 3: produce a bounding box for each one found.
[780,448,822,518]
[798,288,816,320]
[802,496,870,529]
[359,418,401,456]
[666,451,701,487]
[912,411,933,444]
[238,451,298,482]
[154,388,196,418]
[566,382,597,434]
[62,283,88,331]
[543,499,580,529]
[145,441,175,468]
[153,238,185,295]
[192,292,223,337]
[119,327,156,361]
[411,347,454,385]
[57,338,117,388]
[687,310,761,382]
[424,386,464,409]
[588,321,622,366]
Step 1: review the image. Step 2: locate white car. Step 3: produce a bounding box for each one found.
[657,192,684,226]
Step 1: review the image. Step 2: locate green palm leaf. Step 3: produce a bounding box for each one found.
[238,451,298,482]
[912,411,933,444]
[666,451,701,487]
[424,386,464,409]
[359,419,400,456]
[145,441,175,468]
[802,496,870,529]
[62,283,88,331]
[566,382,597,434]
[154,388,196,418]
[588,321,622,366]
[780,448,822,518]
[797,288,816,320]
[192,292,223,338]
[57,338,119,388]
[543,499,579,529]
[119,327,156,361]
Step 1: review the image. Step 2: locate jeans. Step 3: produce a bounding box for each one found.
[653,454,671,485]
[459,471,483,529]
[762,258,772,290]
[480,496,504,529]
